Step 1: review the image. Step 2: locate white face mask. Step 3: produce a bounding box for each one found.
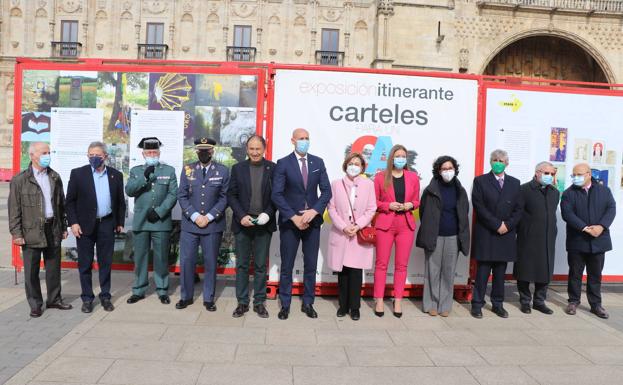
[346,164,361,177]
[441,170,455,182]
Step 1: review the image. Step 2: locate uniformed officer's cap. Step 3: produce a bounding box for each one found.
[138,137,162,150]
[194,137,216,150]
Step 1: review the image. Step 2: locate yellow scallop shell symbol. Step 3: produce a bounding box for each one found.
[154,73,192,110]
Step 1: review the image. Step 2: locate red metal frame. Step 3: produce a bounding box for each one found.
[11,58,267,275]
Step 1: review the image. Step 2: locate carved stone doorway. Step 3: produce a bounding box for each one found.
[484,35,608,84]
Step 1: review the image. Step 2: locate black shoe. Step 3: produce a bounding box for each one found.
[492,306,509,318]
[30,307,43,318]
[126,295,144,304]
[350,309,360,321]
[81,302,93,313]
[253,303,269,318]
[101,299,115,312]
[159,295,171,304]
[471,308,483,319]
[46,301,73,310]
[175,299,193,309]
[374,310,384,317]
[590,305,609,319]
[301,304,318,319]
[336,308,348,317]
[278,307,290,320]
[204,301,217,312]
[520,304,532,314]
[232,304,249,318]
[533,303,554,315]
[194,273,201,283]
[392,300,402,318]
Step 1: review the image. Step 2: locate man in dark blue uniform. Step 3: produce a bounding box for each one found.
[176,137,229,311]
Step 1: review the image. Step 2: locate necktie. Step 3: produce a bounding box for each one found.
[300,158,308,189]
[498,177,504,189]
[202,167,207,178]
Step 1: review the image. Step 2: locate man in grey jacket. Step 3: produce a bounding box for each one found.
[8,142,72,317]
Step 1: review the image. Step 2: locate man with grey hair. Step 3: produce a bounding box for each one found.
[514,161,560,315]
[8,142,72,317]
[66,141,126,313]
[471,149,523,318]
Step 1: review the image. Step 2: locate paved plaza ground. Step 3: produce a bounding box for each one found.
[2,268,623,385]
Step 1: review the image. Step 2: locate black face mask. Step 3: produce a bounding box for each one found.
[198,151,212,164]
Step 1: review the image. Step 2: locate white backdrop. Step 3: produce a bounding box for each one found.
[269,69,479,285]
[483,87,623,276]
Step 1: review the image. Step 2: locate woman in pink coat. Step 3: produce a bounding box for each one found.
[373,144,420,318]
[327,153,377,321]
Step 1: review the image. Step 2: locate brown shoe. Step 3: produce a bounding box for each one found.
[590,306,609,319]
[428,310,438,316]
[440,311,450,317]
[565,303,577,315]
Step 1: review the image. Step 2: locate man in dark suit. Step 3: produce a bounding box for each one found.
[228,135,276,318]
[561,162,616,319]
[471,149,523,319]
[176,137,229,311]
[271,128,332,320]
[66,141,126,313]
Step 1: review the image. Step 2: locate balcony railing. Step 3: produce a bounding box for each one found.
[226,46,257,62]
[315,50,345,66]
[477,0,623,12]
[137,44,168,59]
[51,41,82,58]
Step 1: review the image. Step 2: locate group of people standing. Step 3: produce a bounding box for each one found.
[7,130,616,322]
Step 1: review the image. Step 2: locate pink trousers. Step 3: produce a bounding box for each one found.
[373,215,415,299]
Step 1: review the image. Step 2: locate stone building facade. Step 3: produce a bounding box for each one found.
[1,0,622,169]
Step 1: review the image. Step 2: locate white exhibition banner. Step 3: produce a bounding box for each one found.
[483,87,623,276]
[270,69,479,285]
[50,107,104,192]
[128,110,185,223]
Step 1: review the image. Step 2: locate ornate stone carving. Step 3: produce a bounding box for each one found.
[356,53,364,60]
[143,1,168,14]
[208,46,216,53]
[454,16,524,40]
[294,15,306,26]
[97,0,107,9]
[121,43,129,50]
[35,8,47,17]
[183,1,193,12]
[377,0,394,16]
[295,49,303,56]
[232,3,257,18]
[38,0,47,7]
[96,43,104,50]
[182,45,190,52]
[321,8,343,22]
[459,48,469,70]
[269,48,277,55]
[123,1,132,10]
[11,41,19,48]
[578,23,623,51]
[95,10,107,19]
[59,0,83,13]
[36,42,44,49]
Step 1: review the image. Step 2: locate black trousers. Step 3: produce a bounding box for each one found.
[471,261,507,310]
[568,251,605,307]
[77,216,115,303]
[22,222,62,310]
[337,266,363,311]
[517,280,548,306]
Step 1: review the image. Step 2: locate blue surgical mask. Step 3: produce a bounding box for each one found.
[572,175,585,186]
[39,154,51,168]
[89,156,104,169]
[393,157,407,169]
[295,139,310,155]
[145,156,159,166]
[540,174,553,186]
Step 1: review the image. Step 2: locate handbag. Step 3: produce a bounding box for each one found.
[342,180,377,245]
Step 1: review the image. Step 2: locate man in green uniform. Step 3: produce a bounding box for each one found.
[125,137,178,304]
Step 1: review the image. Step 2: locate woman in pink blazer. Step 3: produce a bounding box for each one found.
[327,153,377,321]
[373,144,420,317]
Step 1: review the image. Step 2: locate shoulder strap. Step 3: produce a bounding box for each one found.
[342,180,356,224]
